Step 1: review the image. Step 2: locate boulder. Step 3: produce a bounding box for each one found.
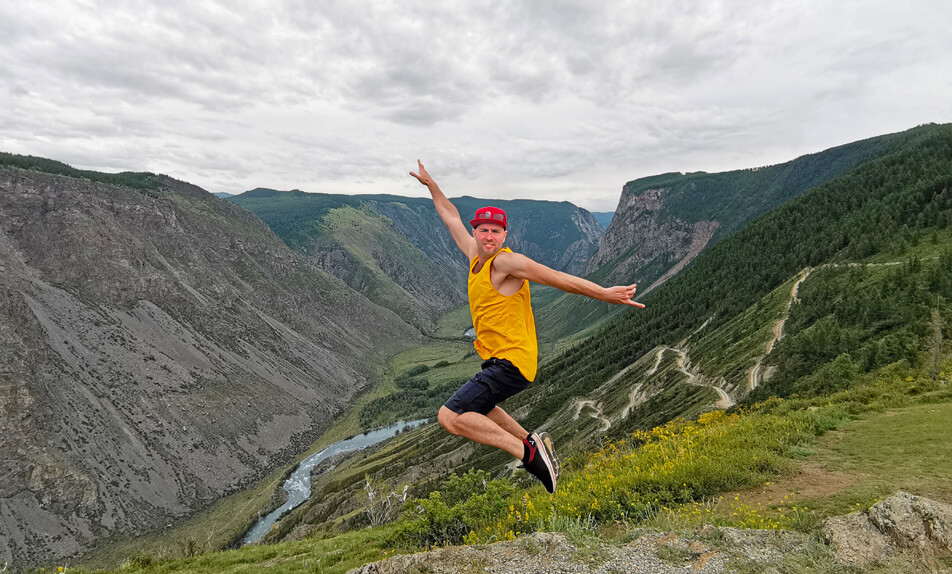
[868,492,952,559]
[824,491,952,567]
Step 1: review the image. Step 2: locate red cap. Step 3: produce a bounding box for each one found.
[470,206,507,229]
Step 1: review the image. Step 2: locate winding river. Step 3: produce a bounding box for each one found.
[243,419,428,544]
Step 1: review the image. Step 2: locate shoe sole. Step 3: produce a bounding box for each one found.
[538,431,561,478]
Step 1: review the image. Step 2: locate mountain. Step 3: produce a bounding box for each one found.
[213,192,234,198]
[0,157,421,567]
[228,191,604,332]
[524,123,952,438]
[536,124,952,341]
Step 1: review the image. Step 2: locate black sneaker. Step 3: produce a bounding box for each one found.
[522,433,557,494]
[537,431,561,479]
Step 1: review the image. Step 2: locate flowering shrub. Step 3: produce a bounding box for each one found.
[394,409,816,547]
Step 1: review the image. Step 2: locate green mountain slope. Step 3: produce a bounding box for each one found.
[524,123,952,433]
[228,191,604,332]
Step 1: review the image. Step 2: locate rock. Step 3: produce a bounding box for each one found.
[0,167,423,567]
[823,491,952,567]
[868,492,952,559]
[823,511,892,567]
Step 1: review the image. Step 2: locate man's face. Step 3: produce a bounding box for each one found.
[473,223,506,256]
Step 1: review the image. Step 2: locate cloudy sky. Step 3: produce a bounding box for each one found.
[2,1,950,212]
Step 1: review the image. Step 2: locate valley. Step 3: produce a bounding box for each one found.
[3,123,952,573]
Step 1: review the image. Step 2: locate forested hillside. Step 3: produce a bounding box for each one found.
[537,124,949,342]
[524,123,952,431]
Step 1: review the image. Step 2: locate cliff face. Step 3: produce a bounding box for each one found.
[0,168,420,566]
[586,186,718,293]
[584,126,946,300]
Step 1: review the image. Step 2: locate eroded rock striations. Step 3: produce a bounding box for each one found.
[0,168,420,567]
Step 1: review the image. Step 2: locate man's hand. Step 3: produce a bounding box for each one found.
[409,160,478,259]
[410,160,434,188]
[494,252,646,308]
[603,284,646,308]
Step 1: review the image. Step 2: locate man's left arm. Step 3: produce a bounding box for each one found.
[494,251,645,308]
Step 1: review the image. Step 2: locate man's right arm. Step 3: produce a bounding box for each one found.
[410,161,477,260]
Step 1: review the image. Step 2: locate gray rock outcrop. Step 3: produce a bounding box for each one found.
[823,491,952,567]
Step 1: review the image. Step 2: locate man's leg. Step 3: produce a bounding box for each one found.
[486,406,528,442]
[438,406,523,458]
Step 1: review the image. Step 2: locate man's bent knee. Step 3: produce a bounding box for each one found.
[438,406,460,434]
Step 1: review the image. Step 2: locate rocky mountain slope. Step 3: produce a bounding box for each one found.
[590,124,947,289]
[228,191,604,332]
[0,165,421,567]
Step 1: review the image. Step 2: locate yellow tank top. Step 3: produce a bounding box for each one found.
[468,248,538,381]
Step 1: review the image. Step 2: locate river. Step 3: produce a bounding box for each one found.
[242,418,428,544]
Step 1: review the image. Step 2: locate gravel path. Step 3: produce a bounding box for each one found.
[348,527,809,574]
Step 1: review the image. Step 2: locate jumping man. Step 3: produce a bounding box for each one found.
[410,161,645,493]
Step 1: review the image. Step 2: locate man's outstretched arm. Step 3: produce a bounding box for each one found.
[494,251,646,308]
[410,161,477,260]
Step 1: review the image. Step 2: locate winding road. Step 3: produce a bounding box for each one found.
[572,399,611,431]
[745,260,910,391]
[747,268,813,391]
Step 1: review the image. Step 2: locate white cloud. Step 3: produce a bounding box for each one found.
[1,0,951,211]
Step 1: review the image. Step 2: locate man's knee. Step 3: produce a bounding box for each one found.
[438,406,459,434]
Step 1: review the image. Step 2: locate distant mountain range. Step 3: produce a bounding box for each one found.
[536,124,952,341]
[227,190,604,332]
[591,211,614,228]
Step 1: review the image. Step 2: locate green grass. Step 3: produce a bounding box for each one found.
[690,276,796,383]
[797,400,952,514]
[81,464,297,570]
[431,304,472,339]
[102,525,404,574]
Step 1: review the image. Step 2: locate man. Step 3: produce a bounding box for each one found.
[410,161,645,493]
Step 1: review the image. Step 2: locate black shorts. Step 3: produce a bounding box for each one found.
[443,358,531,415]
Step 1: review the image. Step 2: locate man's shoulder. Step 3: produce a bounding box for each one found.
[490,248,518,266]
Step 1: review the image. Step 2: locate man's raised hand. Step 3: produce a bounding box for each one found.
[410,160,433,187]
[605,284,646,308]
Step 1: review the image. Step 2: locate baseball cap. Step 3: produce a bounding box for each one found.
[470,206,507,229]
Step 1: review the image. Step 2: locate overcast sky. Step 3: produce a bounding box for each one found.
[2,1,950,212]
